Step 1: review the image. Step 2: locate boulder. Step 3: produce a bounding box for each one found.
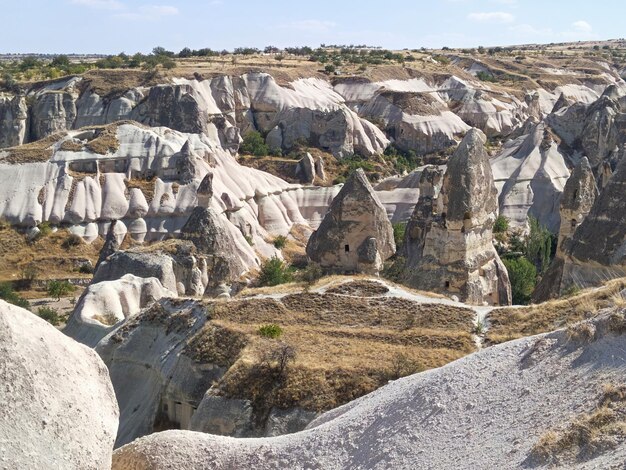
[296,152,316,184]
[306,168,395,274]
[180,206,250,290]
[401,129,512,305]
[0,300,119,469]
[64,274,174,347]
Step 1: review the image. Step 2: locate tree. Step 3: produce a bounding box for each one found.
[324,64,336,74]
[51,55,70,69]
[258,257,293,286]
[525,217,555,274]
[503,257,537,305]
[240,131,269,157]
[47,280,75,301]
[178,47,193,58]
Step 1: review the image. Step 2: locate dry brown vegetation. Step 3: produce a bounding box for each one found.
[531,383,626,465]
[0,132,66,164]
[84,124,120,154]
[0,224,101,292]
[192,286,476,413]
[487,278,626,345]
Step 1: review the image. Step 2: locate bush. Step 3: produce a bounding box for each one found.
[273,235,288,249]
[78,263,95,274]
[37,306,61,326]
[62,233,83,249]
[526,217,555,274]
[476,71,496,82]
[493,215,509,233]
[503,257,537,305]
[0,282,30,310]
[240,131,269,157]
[258,323,283,339]
[37,221,53,238]
[298,263,323,286]
[393,222,407,247]
[47,280,75,301]
[258,257,293,287]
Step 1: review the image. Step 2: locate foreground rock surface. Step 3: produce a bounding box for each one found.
[0,300,119,469]
[112,311,626,469]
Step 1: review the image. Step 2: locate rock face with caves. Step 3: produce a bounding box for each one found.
[401,129,512,306]
[535,150,626,300]
[306,168,395,275]
[0,300,119,469]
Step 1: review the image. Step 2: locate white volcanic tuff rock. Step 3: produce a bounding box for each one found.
[439,76,525,137]
[491,122,570,232]
[0,124,300,253]
[174,74,389,158]
[0,300,119,470]
[64,274,174,347]
[339,78,470,155]
[112,313,626,470]
[547,85,626,170]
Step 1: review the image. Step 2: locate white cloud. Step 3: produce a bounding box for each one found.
[467,12,515,23]
[281,20,337,33]
[115,4,179,20]
[572,20,592,33]
[70,0,124,10]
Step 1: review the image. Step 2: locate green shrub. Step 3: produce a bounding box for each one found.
[258,257,293,287]
[244,235,254,246]
[78,264,95,274]
[47,280,75,301]
[0,282,30,310]
[476,71,496,82]
[526,217,555,274]
[37,221,53,238]
[493,215,509,234]
[240,131,269,157]
[503,257,537,305]
[273,235,288,249]
[298,263,324,286]
[258,323,283,339]
[37,306,61,326]
[62,233,83,249]
[393,222,407,247]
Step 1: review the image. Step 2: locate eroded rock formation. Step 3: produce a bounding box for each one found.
[401,129,511,305]
[306,168,395,275]
[535,150,626,300]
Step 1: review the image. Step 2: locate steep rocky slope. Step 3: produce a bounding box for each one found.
[112,310,626,470]
[74,278,476,446]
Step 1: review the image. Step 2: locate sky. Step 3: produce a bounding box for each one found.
[0,0,625,54]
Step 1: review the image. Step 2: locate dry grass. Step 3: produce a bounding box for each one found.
[0,226,102,292]
[487,278,626,345]
[125,177,156,204]
[0,132,66,164]
[59,139,85,152]
[531,384,626,465]
[85,125,120,154]
[199,289,476,413]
